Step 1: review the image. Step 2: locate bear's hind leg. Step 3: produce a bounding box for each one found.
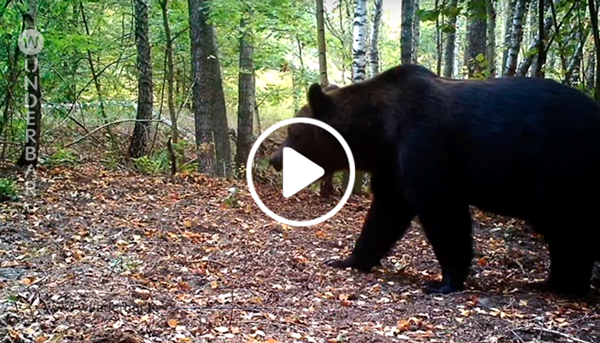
[546,235,594,296]
[418,204,473,294]
[326,195,415,272]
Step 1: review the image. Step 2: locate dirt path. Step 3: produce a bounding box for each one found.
[1,165,598,343]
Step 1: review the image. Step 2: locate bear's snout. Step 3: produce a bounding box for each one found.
[269,149,283,171]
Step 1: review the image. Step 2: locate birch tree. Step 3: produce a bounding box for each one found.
[369,0,383,77]
[504,0,530,76]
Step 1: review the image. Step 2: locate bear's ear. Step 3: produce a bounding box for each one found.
[307,83,332,117]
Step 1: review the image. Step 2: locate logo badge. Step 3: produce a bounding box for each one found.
[18,29,44,55]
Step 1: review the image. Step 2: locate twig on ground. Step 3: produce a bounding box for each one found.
[64,119,180,148]
[518,326,593,343]
[509,329,525,343]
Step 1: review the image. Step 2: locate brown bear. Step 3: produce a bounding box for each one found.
[268,63,600,295]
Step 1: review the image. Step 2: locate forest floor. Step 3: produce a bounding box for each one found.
[1,163,599,343]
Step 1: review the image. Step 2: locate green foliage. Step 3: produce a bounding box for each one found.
[132,151,171,174]
[45,149,78,167]
[0,178,18,200]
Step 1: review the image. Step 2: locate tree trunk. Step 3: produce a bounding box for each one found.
[443,0,459,77]
[504,0,529,77]
[188,0,215,175]
[516,1,552,77]
[17,5,42,168]
[352,0,368,81]
[317,0,329,85]
[486,0,497,78]
[412,0,420,63]
[585,49,596,94]
[316,0,334,198]
[401,0,415,64]
[348,0,367,194]
[129,0,153,158]
[589,0,600,103]
[198,3,233,176]
[501,0,517,76]
[235,14,255,171]
[563,31,587,84]
[369,0,383,77]
[159,0,178,143]
[465,0,487,78]
[533,0,548,77]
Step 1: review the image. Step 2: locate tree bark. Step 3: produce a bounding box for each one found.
[516,1,552,77]
[533,0,547,77]
[129,0,154,158]
[316,0,334,198]
[443,0,459,77]
[401,0,415,64]
[352,0,368,81]
[348,0,367,194]
[412,0,420,63]
[317,0,329,85]
[235,13,255,171]
[486,0,497,78]
[159,0,178,143]
[589,0,600,102]
[369,0,383,77]
[501,0,517,76]
[504,0,529,77]
[465,0,487,78]
[194,1,232,176]
[188,0,215,175]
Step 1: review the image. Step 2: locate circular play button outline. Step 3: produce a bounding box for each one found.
[246,117,355,227]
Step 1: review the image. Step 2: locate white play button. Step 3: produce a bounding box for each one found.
[282,147,325,198]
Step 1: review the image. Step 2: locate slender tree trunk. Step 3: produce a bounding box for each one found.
[316,0,334,198]
[465,0,487,78]
[412,0,420,63]
[516,1,552,76]
[589,0,600,102]
[501,0,517,75]
[17,6,42,167]
[347,0,367,194]
[563,31,588,84]
[486,0,497,78]
[235,14,255,170]
[586,53,596,94]
[317,0,329,85]
[369,0,383,76]
[401,0,415,63]
[352,0,368,81]
[504,0,529,76]
[129,0,153,158]
[443,0,459,77]
[533,0,548,76]
[159,0,178,143]
[188,0,215,175]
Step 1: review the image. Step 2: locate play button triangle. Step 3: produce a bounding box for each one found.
[282,147,325,198]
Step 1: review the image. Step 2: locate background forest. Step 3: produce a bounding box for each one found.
[1,1,600,342]
[1,0,599,197]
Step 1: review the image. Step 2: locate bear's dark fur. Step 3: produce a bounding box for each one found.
[268,64,600,295]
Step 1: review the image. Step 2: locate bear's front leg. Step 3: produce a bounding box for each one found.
[326,193,415,273]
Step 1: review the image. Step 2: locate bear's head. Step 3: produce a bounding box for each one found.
[268,82,372,174]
